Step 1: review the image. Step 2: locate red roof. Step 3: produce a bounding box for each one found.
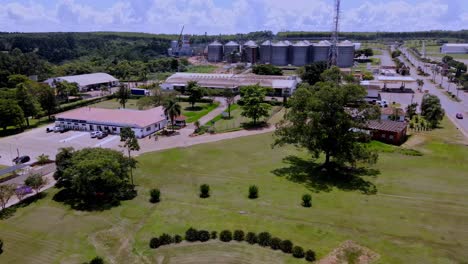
[367,120,408,133]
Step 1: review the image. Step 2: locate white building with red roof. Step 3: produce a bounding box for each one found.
[55,106,167,138]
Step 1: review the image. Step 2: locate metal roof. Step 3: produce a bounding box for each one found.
[45,73,118,87]
[225,41,239,46]
[377,76,416,82]
[209,40,223,46]
[367,120,408,133]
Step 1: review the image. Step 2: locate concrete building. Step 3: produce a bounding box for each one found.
[161,73,299,97]
[55,106,167,138]
[440,44,468,54]
[45,73,119,92]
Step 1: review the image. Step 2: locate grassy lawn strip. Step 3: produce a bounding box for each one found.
[186,65,218,73]
[89,99,140,110]
[180,102,220,123]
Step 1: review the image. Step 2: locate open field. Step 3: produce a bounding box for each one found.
[407,41,468,60]
[89,99,140,110]
[179,102,220,123]
[186,65,219,73]
[0,118,467,263]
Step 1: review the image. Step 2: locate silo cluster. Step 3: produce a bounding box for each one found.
[207,40,223,62]
[243,40,259,63]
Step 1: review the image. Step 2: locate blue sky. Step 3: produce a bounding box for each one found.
[0,0,466,34]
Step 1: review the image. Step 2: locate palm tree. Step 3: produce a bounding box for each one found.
[163,99,181,131]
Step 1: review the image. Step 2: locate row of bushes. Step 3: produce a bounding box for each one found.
[150,185,312,207]
[150,228,316,262]
[56,95,113,113]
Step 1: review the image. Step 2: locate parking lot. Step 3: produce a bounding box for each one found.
[0,126,121,166]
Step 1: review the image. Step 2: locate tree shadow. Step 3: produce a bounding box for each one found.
[272,156,379,194]
[0,192,48,220]
[184,106,203,111]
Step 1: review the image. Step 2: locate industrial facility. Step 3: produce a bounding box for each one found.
[440,43,468,54]
[44,73,119,92]
[206,39,355,67]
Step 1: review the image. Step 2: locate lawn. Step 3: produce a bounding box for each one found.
[410,43,468,60]
[0,118,467,263]
[186,65,218,73]
[88,99,140,110]
[179,102,219,123]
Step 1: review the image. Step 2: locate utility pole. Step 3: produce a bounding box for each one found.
[329,0,340,67]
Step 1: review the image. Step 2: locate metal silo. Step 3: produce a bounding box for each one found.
[260,40,272,64]
[271,41,289,66]
[208,40,223,62]
[291,41,310,66]
[243,40,259,64]
[224,41,240,61]
[337,40,355,68]
[312,40,331,63]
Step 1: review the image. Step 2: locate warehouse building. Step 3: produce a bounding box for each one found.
[45,73,119,92]
[161,73,299,97]
[55,106,167,138]
[440,44,468,54]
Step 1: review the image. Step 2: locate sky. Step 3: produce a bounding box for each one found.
[0,0,467,34]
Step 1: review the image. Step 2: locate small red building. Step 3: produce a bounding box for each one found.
[366,120,408,145]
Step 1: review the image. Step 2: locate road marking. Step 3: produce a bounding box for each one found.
[59,132,88,143]
[93,136,118,147]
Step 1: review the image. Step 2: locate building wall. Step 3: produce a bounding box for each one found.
[441,45,468,54]
[371,128,406,145]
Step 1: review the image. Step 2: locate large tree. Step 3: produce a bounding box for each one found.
[252,64,283,75]
[0,99,25,131]
[24,174,47,195]
[163,98,182,131]
[240,85,271,125]
[54,148,136,207]
[55,81,78,103]
[38,87,57,120]
[420,94,445,128]
[223,89,236,119]
[300,61,328,85]
[0,184,15,210]
[115,85,131,109]
[186,81,205,108]
[120,127,140,186]
[16,83,41,127]
[274,78,378,168]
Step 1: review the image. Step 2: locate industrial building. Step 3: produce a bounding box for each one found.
[44,73,119,92]
[207,40,355,67]
[440,43,468,54]
[168,35,193,56]
[161,73,299,97]
[55,106,168,138]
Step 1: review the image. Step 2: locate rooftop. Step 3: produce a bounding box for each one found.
[45,73,118,87]
[377,76,416,82]
[381,107,405,116]
[367,120,407,133]
[56,106,166,128]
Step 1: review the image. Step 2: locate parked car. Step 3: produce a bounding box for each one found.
[456,113,463,119]
[90,131,100,138]
[46,127,54,133]
[97,132,108,139]
[13,155,30,164]
[60,128,70,134]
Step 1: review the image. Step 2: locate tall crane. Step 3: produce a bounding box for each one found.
[329,0,340,67]
[174,25,185,57]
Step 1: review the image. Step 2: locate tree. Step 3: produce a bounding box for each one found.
[16,83,41,127]
[55,81,78,103]
[406,103,418,120]
[120,127,140,185]
[252,64,283,75]
[240,85,271,125]
[274,79,378,168]
[38,87,57,120]
[300,61,328,85]
[115,85,131,109]
[0,184,15,210]
[163,99,182,131]
[363,48,374,57]
[223,89,236,119]
[0,99,25,131]
[420,94,445,128]
[416,79,424,91]
[54,148,135,207]
[24,174,47,195]
[186,81,204,108]
[320,66,342,84]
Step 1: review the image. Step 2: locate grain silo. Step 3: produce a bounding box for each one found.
[312,40,331,63]
[243,40,259,64]
[271,41,289,66]
[337,40,355,68]
[291,41,310,66]
[207,40,223,62]
[224,41,240,61]
[260,40,272,64]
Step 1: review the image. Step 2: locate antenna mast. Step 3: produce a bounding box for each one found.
[329,0,340,67]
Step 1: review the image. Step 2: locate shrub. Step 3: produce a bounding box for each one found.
[36,154,50,165]
[198,230,210,242]
[292,246,305,258]
[270,237,281,250]
[159,233,174,245]
[219,230,232,242]
[210,231,217,239]
[174,235,183,243]
[248,185,258,199]
[280,240,293,253]
[89,256,104,264]
[302,194,312,207]
[150,188,160,203]
[185,227,199,242]
[246,232,257,244]
[233,230,245,241]
[199,184,210,198]
[149,237,160,249]
[305,250,316,262]
[257,232,271,247]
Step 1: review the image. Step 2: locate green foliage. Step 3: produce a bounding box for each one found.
[270,237,282,250]
[240,85,271,125]
[163,99,182,130]
[120,127,140,185]
[0,49,51,87]
[186,81,205,108]
[36,154,50,165]
[199,184,210,198]
[302,194,312,207]
[0,99,25,130]
[149,237,160,249]
[406,103,418,119]
[149,189,160,203]
[391,50,402,58]
[38,86,57,119]
[89,256,104,264]
[174,235,182,243]
[115,85,131,109]
[292,246,305,258]
[248,185,259,199]
[185,227,198,242]
[246,232,257,244]
[233,230,245,241]
[0,184,16,210]
[355,48,374,57]
[305,249,316,262]
[280,240,293,253]
[15,83,41,127]
[210,231,218,239]
[300,61,328,85]
[24,174,47,195]
[421,94,445,128]
[252,64,283,75]
[257,232,271,247]
[197,230,210,242]
[159,233,174,245]
[219,230,233,242]
[223,89,236,119]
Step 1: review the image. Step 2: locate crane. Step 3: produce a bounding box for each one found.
[174,25,184,57]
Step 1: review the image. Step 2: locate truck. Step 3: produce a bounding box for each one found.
[130,88,150,96]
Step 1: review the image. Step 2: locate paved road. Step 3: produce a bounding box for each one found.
[400,46,468,138]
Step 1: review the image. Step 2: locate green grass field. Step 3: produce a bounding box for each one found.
[0,118,467,263]
[186,65,218,73]
[89,99,140,110]
[407,42,468,60]
[179,102,219,123]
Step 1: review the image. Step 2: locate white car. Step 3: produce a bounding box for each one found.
[90,131,101,138]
